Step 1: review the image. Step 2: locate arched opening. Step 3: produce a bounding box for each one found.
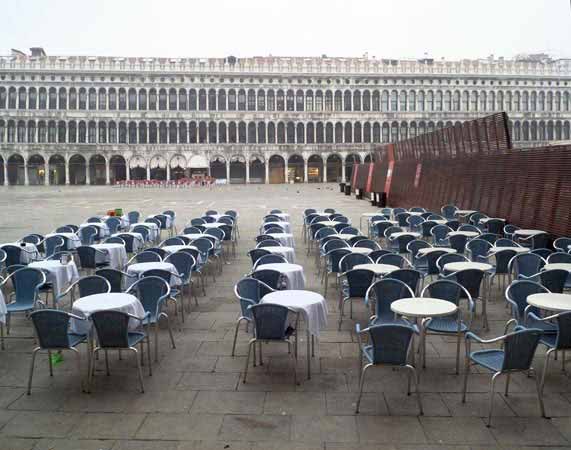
[49,155,66,185]
[345,154,361,182]
[89,155,107,185]
[129,156,147,180]
[326,154,343,183]
[287,154,304,183]
[27,154,45,185]
[170,155,187,180]
[249,156,265,183]
[269,155,285,184]
[189,154,209,177]
[7,154,25,185]
[210,156,227,181]
[69,154,87,185]
[364,153,375,163]
[149,156,167,180]
[0,156,4,185]
[230,155,246,184]
[110,155,126,183]
[307,154,324,183]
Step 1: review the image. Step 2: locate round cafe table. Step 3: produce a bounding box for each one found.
[261,289,328,379]
[455,210,477,217]
[448,231,480,238]
[489,246,530,255]
[391,297,458,369]
[91,243,128,270]
[28,259,80,299]
[202,222,225,229]
[349,247,373,255]
[317,220,340,228]
[390,232,421,239]
[443,261,492,273]
[70,293,145,335]
[255,263,305,290]
[513,229,545,238]
[527,293,571,312]
[263,246,296,263]
[262,222,292,233]
[417,247,456,257]
[354,263,399,276]
[543,263,571,272]
[126,262,181,287]
[268,233,295,248]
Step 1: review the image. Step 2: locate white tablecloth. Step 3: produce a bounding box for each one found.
[202,223,225,229]
[262,222,292,234]
[261,290,328,337]
[129,223,160,242]
[70,293,145,335]
[80,223,110,239]
[91,243,128,270]
[146,214,173,228]
[263,246,296,263]
[273,213,290,221]
[256,263,305,290]
[1,243,40,263]
[0,290,6,324]
[268,233,295,248]
[112,232,144,252]
[28,260,80,296]
[45,233,81,250]
[183,233,205,241]
[161,245,198,255]
[126,262,181,287]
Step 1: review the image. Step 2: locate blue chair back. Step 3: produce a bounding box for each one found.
[128,211,140,224]
[448,234,468,254]
[368,278,414,321]
[219,225,234,242]
[377,253,408,268]
[437,253,468,272]
[322,239,348,253]
[87,217,102,223]
[553,237,571,252]
[134,251,162,263]
[165,252,195,282]
[407,239,431,259]
[339,253,373,273]
[510,253,545,278]
[91,310,131,348]
[496,238,518,247]
[547,252,571,264]
[431,225,452,245]
[56,226,74,233]
[369,249,393,263]
[553,312,571,350]
[127,276,170,318]
[395,212,411,228]
[344,269,375,298]
[8,267,46,308]
[539,269,568,294]
[326,248,352,273]
[466,239,492,262]
[105,217,122,235]
[190,218,206,226]
[75,275,111,297]
[251,269,283,290]
[493,249,518,275]
[257,240,282,249]
[373,221,394,239]
[235,277,274,317]
[505,280,548,322]
[250,303,291,340]
[441,205,458,220]
[45,236,65,258]
[80,226,98,245]
[340,226,359,236]
[254,254,288,269]
[502,329,542,371]
[353,239,379,251]
[116,233,138,252]
[30,310,77,349]
[478,233,499,245]
[388,269,423,294]
[447,269,485,299]
[205,228,225,241]
[76,246,103,269]
[367,324,415,365]
[420,220,437,238]
[248,249,270,265]
[458,224,480,233]
[161,237,185,247]
[96,268,127,293]
[105,236,126,246]
[183,226,202,235]
[485,219,505,235]
[2,245,24,268]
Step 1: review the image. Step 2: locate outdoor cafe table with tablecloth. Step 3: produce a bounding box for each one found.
[263,222,292,234]
[0,243,40,263]
[255,263,306,289]
[268,233,295,248]
[79,223,110,239]
[112,232,144,252]
[262,246,296,263]
[261,289,328,379]
[91,243,128,269]
[70,293,145,335]
[45,233,81,250]
[0,290,6,324]
[126,262,181,287]
[28,260,80,298]
[129,223,160,242]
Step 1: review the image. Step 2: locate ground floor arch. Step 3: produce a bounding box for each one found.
[89,154,106,185]
[129,155,147,180]
[7,154,24,185]
[326,154,343,183]
[287,154,304,183]
[69,154,86,185]
[308,154,324,183]
[210,155,227,181]
[269,155,285,184]
[110,155,126,183]
[149,155,167,180]
[229,155,246,184]
[345,153,361,182]
[49,154,66,185]
[170,154,187,180]
[249,155,265,183]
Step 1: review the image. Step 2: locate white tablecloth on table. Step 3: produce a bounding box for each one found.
[80,223,110,239]
[256,263,306,290]
[316,221,340,228]
[1,243,40,263]
[161,244,199,255]
[488,246,530,256]
[146,214,173,228]
[129,223,160,242]
[354,263,399,275]
[112,232,144,252]
[126,262,181,287]
[390,232,421,239]
[350,247,373,255]
[337,234,360,241]
[261,290,328,337]
[28,260,80,296]
[443,262,493,273]
[263,246,296,263]
[447,231,480,238]
[262,222,292,233]
[202,223,225,229]
[513,229,545,238]
[183,233,206,241]
[268,233,295,248]
[70,293,145,335]
[273,213,290,221]
[45,233,81,250]
[0,290,6,324]
[91,243,128,269]
[417,247,456,256]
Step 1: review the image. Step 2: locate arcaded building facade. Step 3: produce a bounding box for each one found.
[0,50,570,185]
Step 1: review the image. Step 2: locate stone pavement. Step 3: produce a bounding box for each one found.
[0,183,571,450]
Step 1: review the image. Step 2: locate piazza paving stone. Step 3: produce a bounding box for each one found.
[0,184,570,449]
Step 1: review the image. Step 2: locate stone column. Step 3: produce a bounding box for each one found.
[245,160,250,184]
[265,159,269,184]
[284,160,289,184]
[146,165,150,180]
[323,163,327,183]
[166,164,171,181]
[85,164,91,185]
[24,161,29,186]
[105,159,111,185]
[44,161,49,185]
[65,160,70,185]
[341,162,346,183]
[226,163,230,184]
[3,162,8,186]
[126,163,131,181]
[304,160,308,183]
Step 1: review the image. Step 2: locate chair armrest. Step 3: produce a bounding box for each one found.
[67,312,87,321]
[465,331,506,344]
[127,311,151,324]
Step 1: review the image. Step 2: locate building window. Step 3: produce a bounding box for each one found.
[108,89,116,110]
[390,90,398,111]
[257,90,265,111]
[399,90,407,111]
[78,88,87,110]
[286,90,295,111]
[325,91,333,111]
[305,90,313,111]
[381,91,389,111]
[276,90,284,111]
[296,90,304,111]
[118,89,127,110]
[238,89,246,111]
[218,89,227,110]
[98,88,106,110]
[334,123,343,143]
[169,89,178,110]
[158,89,167,110]
[28,88,37,109]
[139,89,147,110]
[247,89,256,111]
[362,90,370,111]
[209,89,217,110]
[179,89,187,110]
[344,90,352,111]
[129,88,137,110]
[189,89,197,110]
[334,91,342,111]
[266,90,274,111]
[417,91,424,111]
[372,91,380,111]
[408,91,416,111]
[18,88,27,109]
[89,88,97,110]
[427,91,434,111]
[49,88,57,109]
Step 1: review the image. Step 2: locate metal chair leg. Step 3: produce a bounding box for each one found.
[355,363,371,413]
[47,350,53,376]
[540,348,554,395]
[243,340,254,383]
[531,367,547,418]
[27,347,40,395]
[406,364,423,415]
[132,347,144,393]
[486,372,501,427]
[231,318,244,357]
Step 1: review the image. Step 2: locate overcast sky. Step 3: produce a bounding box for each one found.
[2,0,570,60]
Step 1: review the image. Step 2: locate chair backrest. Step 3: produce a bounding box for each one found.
[441,204,458,220]
[163,210,176,219]
[531,232,550,250]
[225,210,238,219]
[424,250,449,275]
[380,208,392,217]
[496,238,518,247]
[145,217,161,227]
[8,267,46,307]
[502,328,542,371]
[263,215,281,223]
[322,238,348,254]
[335,216,349,224]
[90,310,131,348]
[492,249,518,274]
[257,239,282,248]
[504,224,519,235]
[344,269,376,298]
[190,218,206,226]
[448,234,468,254]
[325,248,352,273]
[339,226,359,236]
[392,207,407,216]
[0,248,5,265]
[374,221,394,238]
[269,209,283,214]
[183,226,203,235]
[79,226,98,245]
[263,223,286,233]
[141,268,173,285]
[393,234,416,253]
[248,248,270,265]
[116,233,137,253]
[235,277,274,317]
[44,236,65,258]
[339,253,373,273]
[431,225,452,242]
[468,212,487,226]
[420,220,437,238]
[56,226,74,233]
[353,239,379,251]
[553,312,571,350]
[253,254,288,269]
[410,207,425,213]
[134,251,162,263]
[127,211,140,224]
[205,228,225,241]
[422,279,471,307]
[458,224,480,233]
[539,269,568,294]
[367,278,415,320]
[96,268,126,293]
[127,276,170,317]
[478,233,499,244]
[315,227,337,240]
[384,226,402,239]
[104,236,126,246]
[146,247,168,259]
[505,280,548,322]
[532,248,553,259]
[388,269,423,294]
[160,237,185,247]
[395,212,411,228]
[369,249,393,262]
[436,253,468,272]
[205,210,218,216]
[509,253,545,278]
[250,303,290,340]
[553,237,571,252]
[219,225,234,241]
[31,309,76,349]
[86,216,102,223]
[485,219,505,235]
[21,234,41,246]
[407,215,425,230]
[367,324,415,365]
[445,220,461,231]
[76,246,101,269]
[76,275,112,297]
[466,239,492,262]
[547,252,571,264]
[165,252,195,280]
[377,253,408,268]
[105,217,122,235]
[250,269,284,290]
[2,245,23,268]
[349,237,368,247]
[448,269,485,298]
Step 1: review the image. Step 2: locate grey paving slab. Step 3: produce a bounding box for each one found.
[219,414,291,442]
